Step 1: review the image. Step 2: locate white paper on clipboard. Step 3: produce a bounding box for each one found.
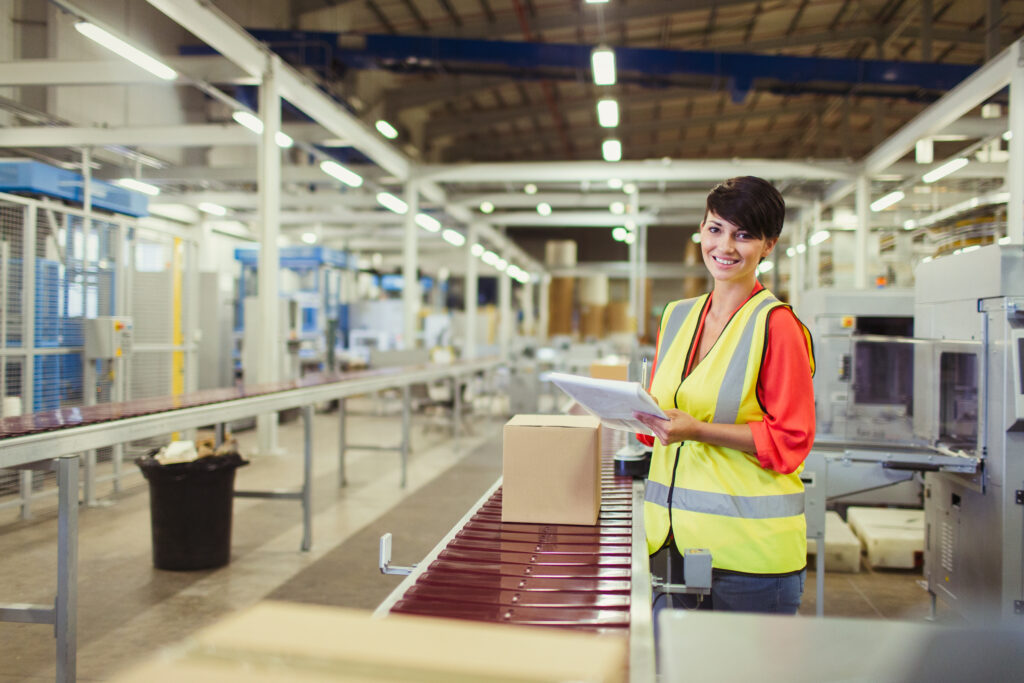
[547,371,668,435]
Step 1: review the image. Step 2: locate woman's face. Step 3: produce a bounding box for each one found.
[699,211,777,285]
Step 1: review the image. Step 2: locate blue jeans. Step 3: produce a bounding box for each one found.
[650,544,805,616]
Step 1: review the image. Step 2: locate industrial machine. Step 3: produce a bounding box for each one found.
[800,289,925,508]
[914,244,1024,624]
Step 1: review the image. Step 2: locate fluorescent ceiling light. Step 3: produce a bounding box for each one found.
[1003,130,1012,141]
[301,232,317,244]
[785,247,795,257]
[471,243,485,257]
[537,202,552,216]
[495,258,508,272]
[623,182,637,195]
[904,219,917,230]
[610,201,625,215]
[757,261,775,274]
[623,232,635,244]
[480,201,495,214]
[809,230,831,246]
[319,160,363,188]
[415,213,441,232]
[591,46,616,86]
[691,232,701,243]
[375,119,399,139]
[607,178,623,189]
[232,110,263,134]
[612,227,627,241]
[922,157,969,184]
[275,131,294,148]
[74,22,177,81]
[481,250,499,265]
[584,0,610,4]
[442,229,466,246]
[915,139,933,164]
[870,190,905,212]
[232,110,293,148]
[198,202,228,216]
[115,178,160,196]
[999,236,1011,245]
[524,183,538,195]
[376,192,408,214]
[796,243,806,254]
[602,138,622,162]
[596,98,619,128]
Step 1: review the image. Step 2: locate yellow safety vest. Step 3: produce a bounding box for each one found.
[644,288,815,574]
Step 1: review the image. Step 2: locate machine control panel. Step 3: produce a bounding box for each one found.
[84,316,133,360]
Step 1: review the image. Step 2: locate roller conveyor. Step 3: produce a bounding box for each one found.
[380,430,647,646]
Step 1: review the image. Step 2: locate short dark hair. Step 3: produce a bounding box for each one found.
[704,176,786,241]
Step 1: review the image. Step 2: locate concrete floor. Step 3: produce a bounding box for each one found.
[0,399,955,681]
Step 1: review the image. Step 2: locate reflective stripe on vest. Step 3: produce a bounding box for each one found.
[645,479,805,519]
[714,294,777,425]
[656,297,701,370]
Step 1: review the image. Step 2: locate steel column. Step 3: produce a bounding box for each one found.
[55,455,79,683]
[338,397,347,487]
[402,182,420,350]
[498,250,511,362]
[256,54,283,456]
[465,224,479,359]
[400,384,411,488]
[301,404,313,552]
[855,176,870,289]
[1009,40,1024,245]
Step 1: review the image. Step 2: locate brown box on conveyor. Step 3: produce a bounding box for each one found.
[590,361,629,381]
[501,414,602,525]
[111,601,628,682]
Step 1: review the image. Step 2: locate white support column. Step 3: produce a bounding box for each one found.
[465,224,479,359]
[1009,39,1024,244]
[402,182,420,350]
[637,223,648,341]
[855,175,870,289]
[628,227,638,338]
[539,275,551,345]
[809,201,822,289]
[81,148,98,507]
[499,249,512,361]
[790,214,807,310]
[256,55,282,455]
[522,280,536,340]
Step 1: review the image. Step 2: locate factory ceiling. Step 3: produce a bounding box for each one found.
[3,0,1023,275]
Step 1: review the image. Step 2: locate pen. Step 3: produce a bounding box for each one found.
[640,356,649,389]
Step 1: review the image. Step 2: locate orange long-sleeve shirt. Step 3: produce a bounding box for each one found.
[638,283,815,474]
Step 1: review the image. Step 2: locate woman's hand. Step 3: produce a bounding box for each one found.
[634,409,702,446]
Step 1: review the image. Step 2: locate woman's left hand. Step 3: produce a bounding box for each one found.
[634,409,702,446]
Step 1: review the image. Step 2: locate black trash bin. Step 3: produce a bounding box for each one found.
[136,453,248,570]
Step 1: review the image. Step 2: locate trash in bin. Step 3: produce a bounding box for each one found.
[136,441,248,571]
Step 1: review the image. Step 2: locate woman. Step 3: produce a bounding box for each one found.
[634,176,815,614]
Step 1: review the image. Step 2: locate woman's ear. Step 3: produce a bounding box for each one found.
[762,237,779,259]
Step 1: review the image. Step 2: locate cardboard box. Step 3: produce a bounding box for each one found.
[502,414,601,525]
[590,361,629,381]
[112,601,628,682]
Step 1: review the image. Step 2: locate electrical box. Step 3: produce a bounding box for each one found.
[84,316,133,360]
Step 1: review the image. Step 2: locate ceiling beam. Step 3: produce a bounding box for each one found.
[437,104,925,158]
[0,55,252,86]
[419,159,856,183]
[295,0,760,40]
[484,211,661,227]
[0,123,337,148]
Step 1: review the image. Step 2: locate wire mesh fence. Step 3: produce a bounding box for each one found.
[0,194,195,514]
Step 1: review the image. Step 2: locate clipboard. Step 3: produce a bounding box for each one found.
[547,371,668,435]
